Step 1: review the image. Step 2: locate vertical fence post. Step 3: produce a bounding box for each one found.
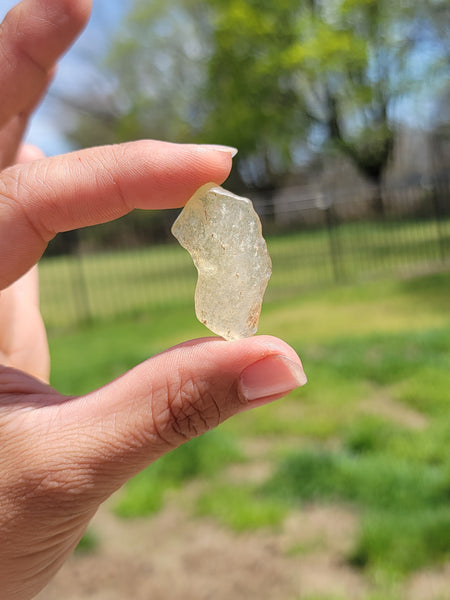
[319,193,345,283]
[430,181,447,262]
[63,230,92,325]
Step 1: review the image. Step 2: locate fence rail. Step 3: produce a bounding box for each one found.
[39,179,450,330]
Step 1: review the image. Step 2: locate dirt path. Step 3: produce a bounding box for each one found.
[35,466,450,600]
[37,495,369,600]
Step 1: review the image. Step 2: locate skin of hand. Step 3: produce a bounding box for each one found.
[0,1,307,599]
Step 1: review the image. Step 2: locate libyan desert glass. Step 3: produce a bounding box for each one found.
[171,183,272,340]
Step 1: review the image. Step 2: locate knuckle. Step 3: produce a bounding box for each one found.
[0,4,48,76]
[0,167,20,205]
[2,454,95,517]
[0,163,55,241]
[152,375,223,447]
[14,442,98,510]
[1,419,100,512]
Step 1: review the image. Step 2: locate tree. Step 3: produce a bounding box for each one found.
[201,0,448,212]
[68,0,448,214]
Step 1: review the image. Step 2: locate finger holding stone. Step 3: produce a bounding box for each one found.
[27,336,306,499]
[0,140,233,289]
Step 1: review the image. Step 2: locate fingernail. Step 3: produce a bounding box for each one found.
[239,355,307,405]
[197,144,238,157]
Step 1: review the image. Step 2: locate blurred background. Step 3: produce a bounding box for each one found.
[1,0,448,598]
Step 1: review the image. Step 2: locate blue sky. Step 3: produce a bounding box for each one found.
[0,0,130,156]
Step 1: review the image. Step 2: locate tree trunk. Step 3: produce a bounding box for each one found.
[370,183,385,218]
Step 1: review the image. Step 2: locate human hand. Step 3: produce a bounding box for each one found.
[0,1,307,599]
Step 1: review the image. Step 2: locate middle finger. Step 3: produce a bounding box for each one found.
[0,68,54,169]
[0,0,91,129]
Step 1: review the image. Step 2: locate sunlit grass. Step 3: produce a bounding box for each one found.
[75,528,99,554]
[40,217,450,330]
[262,445,450,574]
[350,508,450,575]
[114,431,244,518]
[195,483,287,531]
[48,269,450,586]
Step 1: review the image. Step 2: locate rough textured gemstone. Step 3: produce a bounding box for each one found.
[171,183,272,340]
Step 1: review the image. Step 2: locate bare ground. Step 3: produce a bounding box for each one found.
[36,498,366,600]
[36,428,450,600]
[36,494,449,600]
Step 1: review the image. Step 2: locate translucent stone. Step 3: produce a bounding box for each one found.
[171,183,272,340]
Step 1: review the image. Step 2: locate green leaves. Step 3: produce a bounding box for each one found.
[70,0,447,190]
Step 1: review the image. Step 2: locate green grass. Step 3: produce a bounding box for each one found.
[254,278,450,575]
[258,289,449,575]
[343,416,450,466]
[47,263,450,587]
[75,529,99,554]
[195,483,287,531]
[350,508,450,574]
[263,450,449,511]
[114,430,244,518]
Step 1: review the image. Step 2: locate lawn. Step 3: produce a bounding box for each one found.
[46,269,450,600]
[39,216,450,330]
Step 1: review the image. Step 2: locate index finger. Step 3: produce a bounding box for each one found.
[0,0,91,127]
[0,140,234,289]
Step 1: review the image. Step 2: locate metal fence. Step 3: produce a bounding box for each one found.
[39,177,450,330]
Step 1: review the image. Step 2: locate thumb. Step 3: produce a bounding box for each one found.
[53,336,306,498]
